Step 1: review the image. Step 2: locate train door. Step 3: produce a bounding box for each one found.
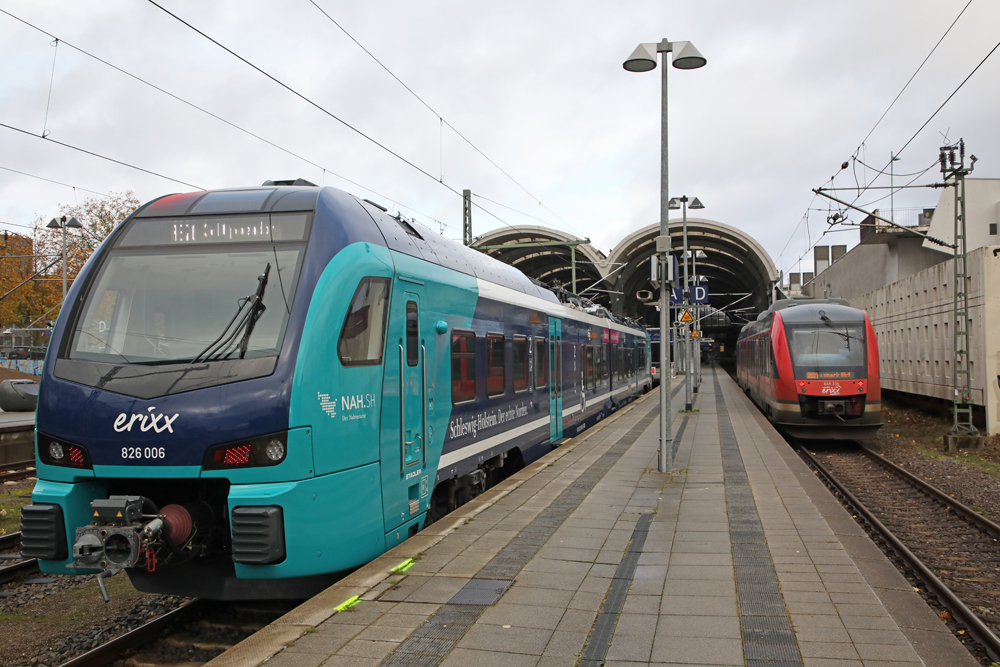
[381,289,427,538]
[549,317,563,441]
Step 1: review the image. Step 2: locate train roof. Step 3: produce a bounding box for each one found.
[133,184,646,335]
[763,298,865,323]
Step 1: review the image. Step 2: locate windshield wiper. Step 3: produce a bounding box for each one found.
[237,263,269,359]
[820,314,851,351]
[190,264,270,363]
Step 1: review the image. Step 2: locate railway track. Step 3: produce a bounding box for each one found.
[799,442,1000,663]
[0,531,40,585]
[0,459,36,482]
[53,599,287,667]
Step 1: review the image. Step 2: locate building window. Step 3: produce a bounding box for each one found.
[534,337,547,389]
[451,331,476,404]
[991,223,998,235]
[512,336,528,393]
[487,334,505,397]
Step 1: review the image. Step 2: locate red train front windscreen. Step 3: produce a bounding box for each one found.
[784,322,867,380]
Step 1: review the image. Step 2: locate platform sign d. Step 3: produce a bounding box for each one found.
[668,285,709,305]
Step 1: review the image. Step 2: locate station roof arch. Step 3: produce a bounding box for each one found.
[470,226,611,300]
[606,218,778,325]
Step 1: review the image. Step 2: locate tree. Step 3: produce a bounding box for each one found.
[0,191,141,337]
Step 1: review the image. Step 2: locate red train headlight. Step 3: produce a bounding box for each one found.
[857,380,865,392]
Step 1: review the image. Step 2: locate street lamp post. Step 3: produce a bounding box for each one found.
[624,38,706,473]
[46,215,83,303]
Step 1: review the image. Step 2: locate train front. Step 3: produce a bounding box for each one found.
[772,302,882,438]
[20,185,387,600]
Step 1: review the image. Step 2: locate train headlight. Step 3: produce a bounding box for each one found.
[265,439,285,462]
[203,432,288,470]
[37,433,92,469]
[48,442,65,460]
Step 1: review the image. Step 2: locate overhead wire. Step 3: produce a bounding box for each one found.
[778,1,986,285]
[0,165,109,198]
[0,121,204,190]
[142,0,522,234]
[0,8,453,233]
[305,0,582,237]
[855,0,973,151]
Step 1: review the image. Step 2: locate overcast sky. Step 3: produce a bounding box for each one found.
[1,0,997,279]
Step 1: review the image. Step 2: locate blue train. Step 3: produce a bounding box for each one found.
[21,183,651,600]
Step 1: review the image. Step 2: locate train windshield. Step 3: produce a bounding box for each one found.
[69,213,308,365]
[786,322,867,380]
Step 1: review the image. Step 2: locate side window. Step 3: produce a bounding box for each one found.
[451,331,476,404]
[406,301,419,366]
[513,336,528,393]
[338,277,390,366]
[487,334,505,397]
[534,337,547,388]
[585,346,594,389]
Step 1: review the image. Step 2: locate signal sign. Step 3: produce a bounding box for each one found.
[678,309,694,324]
[692,330,701,338]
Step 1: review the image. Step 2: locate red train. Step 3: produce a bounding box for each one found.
[736,298,882,439]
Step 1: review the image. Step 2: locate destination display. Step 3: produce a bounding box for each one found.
[119,213,309,247]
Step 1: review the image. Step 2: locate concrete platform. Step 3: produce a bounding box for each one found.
[208,369,978,667]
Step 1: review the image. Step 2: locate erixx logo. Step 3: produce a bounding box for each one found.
[113,407,179,434]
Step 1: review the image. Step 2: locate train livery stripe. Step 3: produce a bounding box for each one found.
[440,384,639,469]
[439,416,549,468]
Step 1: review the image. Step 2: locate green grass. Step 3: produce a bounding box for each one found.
[910,443,1000,480]
[0,486,33,535]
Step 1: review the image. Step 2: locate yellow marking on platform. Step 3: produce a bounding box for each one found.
[390,559,414,574]
[334,596,360,612]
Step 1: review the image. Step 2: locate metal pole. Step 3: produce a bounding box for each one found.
[657,42,672,473]
[682,199,692,411]
[462,189,472,246]
[61,221,67,303]
[571,245,577,294]
[692,252,699,394]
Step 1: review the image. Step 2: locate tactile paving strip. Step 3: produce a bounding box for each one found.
[715,370,803,666]
[380,398,660,666]
[578,513,654,667]
[447,578,514,606]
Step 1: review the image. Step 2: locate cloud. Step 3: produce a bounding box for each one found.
[1,0,998,278]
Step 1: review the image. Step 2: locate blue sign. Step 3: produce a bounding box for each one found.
[669,285,709,305]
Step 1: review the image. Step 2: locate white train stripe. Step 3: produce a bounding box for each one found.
[438,415,549,469]
[439,384,642,470]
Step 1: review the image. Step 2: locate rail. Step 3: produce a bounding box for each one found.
[798,447,1000,662]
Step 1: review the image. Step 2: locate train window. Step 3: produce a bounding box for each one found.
[512,336,528,393]
[451,331,476,404]
[534,337,547,388]
[338,277,391,367]
[585,346,594,389]
[487,334,505,397]
[406,301,419,366]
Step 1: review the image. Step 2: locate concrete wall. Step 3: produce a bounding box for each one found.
[850,246,1000,433]
[811,235,948,301]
